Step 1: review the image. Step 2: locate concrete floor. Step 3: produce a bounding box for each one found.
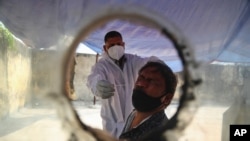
[0,101,102,141]
[0,101,228,141]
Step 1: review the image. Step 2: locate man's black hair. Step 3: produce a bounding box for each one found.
[139,61,177,95]
[104,31,123,42]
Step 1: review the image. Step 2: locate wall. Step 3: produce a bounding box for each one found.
[0,25,31,120]
[195,63,249,106]
[74,54,97,102]
[29,51,97,104]
[72,56,250,105]
[29,49,61,107]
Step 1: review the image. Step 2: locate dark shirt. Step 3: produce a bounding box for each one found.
[112,55,127,70]
[119,110,168,141]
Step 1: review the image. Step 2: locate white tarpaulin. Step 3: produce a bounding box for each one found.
[76,43,97,55]
[0,0,249,72]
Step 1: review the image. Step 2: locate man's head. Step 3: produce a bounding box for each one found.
[132,61,177,112]
[103,31,125,60]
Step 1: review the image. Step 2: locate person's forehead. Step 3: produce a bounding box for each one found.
[141,66,158,73]
[140,67,163,79]
[105,36,123,44]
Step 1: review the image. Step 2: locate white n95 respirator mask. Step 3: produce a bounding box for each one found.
[107,45,125,60]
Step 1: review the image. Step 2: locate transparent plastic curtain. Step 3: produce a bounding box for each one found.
[0,0,250,141]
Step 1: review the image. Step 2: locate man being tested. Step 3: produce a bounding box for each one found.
[119,61,177,140]
[87,31,160,138]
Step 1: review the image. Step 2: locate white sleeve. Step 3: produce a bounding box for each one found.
[86,64,105,97]
[130,54,163,69]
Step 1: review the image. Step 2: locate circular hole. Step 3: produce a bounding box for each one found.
[62,5,199,140]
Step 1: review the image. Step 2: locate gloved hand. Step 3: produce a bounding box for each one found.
[96,80,115,99]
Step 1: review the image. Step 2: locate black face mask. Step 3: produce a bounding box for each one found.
[132,88,165,112]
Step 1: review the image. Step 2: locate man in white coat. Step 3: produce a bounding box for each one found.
[87,31,161,138]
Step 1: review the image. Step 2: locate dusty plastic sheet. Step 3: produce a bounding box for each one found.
[0,0,250,141]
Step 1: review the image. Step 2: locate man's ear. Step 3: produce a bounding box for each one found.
[163,94,174,106]
[122,42,125,48]
[103,45,107,52]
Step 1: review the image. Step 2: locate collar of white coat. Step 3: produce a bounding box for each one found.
[101,51,110,59]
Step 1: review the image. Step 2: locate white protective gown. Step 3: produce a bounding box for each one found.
[87,52,159,138]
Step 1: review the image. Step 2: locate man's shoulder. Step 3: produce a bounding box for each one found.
[95,59,113,67]
[125,53,137,56]
[124,53,142,59]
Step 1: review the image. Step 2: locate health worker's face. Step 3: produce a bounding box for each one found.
[104,37,125,52]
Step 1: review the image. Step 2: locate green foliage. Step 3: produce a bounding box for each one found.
[0,23,15,50]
